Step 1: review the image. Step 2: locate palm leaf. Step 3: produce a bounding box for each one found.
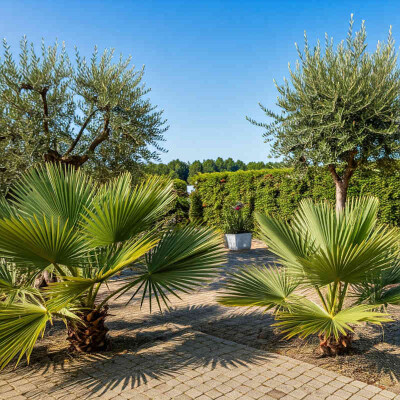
[0,261,39,304]
[0,301,52,369]
[83,175,174,246]
[117,225,225,311]
[45,234,159,308]
[218,265,299,310]
[299,226,399,285]
[257,197,399,286]
[0,197,17,219]
[255,212,311,271]
[0,214,88,268]
[10,163,95,229]
[275,300,391,340]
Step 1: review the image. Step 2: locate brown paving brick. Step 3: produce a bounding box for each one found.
[268,389,287,399]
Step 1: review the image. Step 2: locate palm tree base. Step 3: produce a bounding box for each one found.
[318,333,353,356]
[67,306,110,352]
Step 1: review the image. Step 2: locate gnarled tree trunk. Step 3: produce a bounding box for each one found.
[328,151,357,212]
[67,306,110,352]
[334,179,349,213]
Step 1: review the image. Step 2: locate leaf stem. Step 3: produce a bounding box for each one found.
[315,286,329,312]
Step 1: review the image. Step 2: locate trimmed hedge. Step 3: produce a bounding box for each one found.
[190,166,400,228]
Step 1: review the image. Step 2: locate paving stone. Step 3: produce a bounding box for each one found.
[1,250,398,400]
[268,389,289,399]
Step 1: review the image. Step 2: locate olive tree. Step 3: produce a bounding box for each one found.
[0,37,167,189]
[249,17,400,210]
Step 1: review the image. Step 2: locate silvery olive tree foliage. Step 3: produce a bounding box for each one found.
[248,17,400,210]
[0,37,168,191]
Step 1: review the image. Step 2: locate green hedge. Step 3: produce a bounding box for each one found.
[190,166,400,228]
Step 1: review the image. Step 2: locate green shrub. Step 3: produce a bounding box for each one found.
[190,165,400,228]
[172,178,188,195]
[162,179,190,226]
[189,191,203,222]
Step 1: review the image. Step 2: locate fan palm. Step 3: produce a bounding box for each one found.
[218,197,400,355]
[0,164,225,369]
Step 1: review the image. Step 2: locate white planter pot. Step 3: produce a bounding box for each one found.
[224,233,252,251]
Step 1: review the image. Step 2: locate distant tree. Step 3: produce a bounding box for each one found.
[225,157,237,172]
[0,37,167,186]
[189,160,203,177]
[167,159,189,181]
[215,157,226,172]
[265,161,286,169]
[248,17,400,210]
[247,161,266,170]
[202,159,217,173]
[236,160,247,171]
[145,162,170,176]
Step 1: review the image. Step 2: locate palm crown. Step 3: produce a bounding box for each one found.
[0,164,225,369]
[219,197,400,355]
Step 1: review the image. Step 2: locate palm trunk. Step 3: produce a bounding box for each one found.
[34,270,57,289]
[67,306,110,352]
[318,332,353,356]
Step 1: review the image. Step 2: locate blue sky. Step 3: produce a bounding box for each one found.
[1,1,400,163]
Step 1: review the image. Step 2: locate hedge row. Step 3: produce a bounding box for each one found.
[190,165,400,228]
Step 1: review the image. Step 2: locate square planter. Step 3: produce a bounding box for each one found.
[224,233,252,251]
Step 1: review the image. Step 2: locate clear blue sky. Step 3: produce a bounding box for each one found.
[1,0,400,163]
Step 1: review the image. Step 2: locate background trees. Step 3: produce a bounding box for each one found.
[0,37,168,188]
[145,158,286,182]
[249,17,400,210]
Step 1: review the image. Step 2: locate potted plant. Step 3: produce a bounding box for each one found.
[222,202,252,250]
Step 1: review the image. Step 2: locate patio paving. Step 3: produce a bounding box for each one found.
[0,241,399,400]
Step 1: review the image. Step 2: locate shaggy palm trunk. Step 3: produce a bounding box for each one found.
[67,306,110,352]
[34,270,57,288]
[318,332,353,356]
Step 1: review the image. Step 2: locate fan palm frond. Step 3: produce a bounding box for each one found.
[275,300,391,339]
[0,301,52,369]
[0,214,88,268]
[218,266,299,310]
[10,163,95,229]
[116,225,225,311]
[83,175,174,246]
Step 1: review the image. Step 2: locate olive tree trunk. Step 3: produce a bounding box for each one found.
[334,179,349,212]
[328,152,357,212]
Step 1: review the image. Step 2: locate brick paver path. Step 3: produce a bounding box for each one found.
[0,241,398,400]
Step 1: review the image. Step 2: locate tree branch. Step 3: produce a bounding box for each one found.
[343,150,358,183]
[73,112,111,167]
[328,164,341,184]
[328,150,358,186]
[63,108,97,157]
[40,87,50,144]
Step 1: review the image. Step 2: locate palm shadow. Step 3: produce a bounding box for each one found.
[107,303,225,332]
[347,321,400,384]
[41,327,276,398]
